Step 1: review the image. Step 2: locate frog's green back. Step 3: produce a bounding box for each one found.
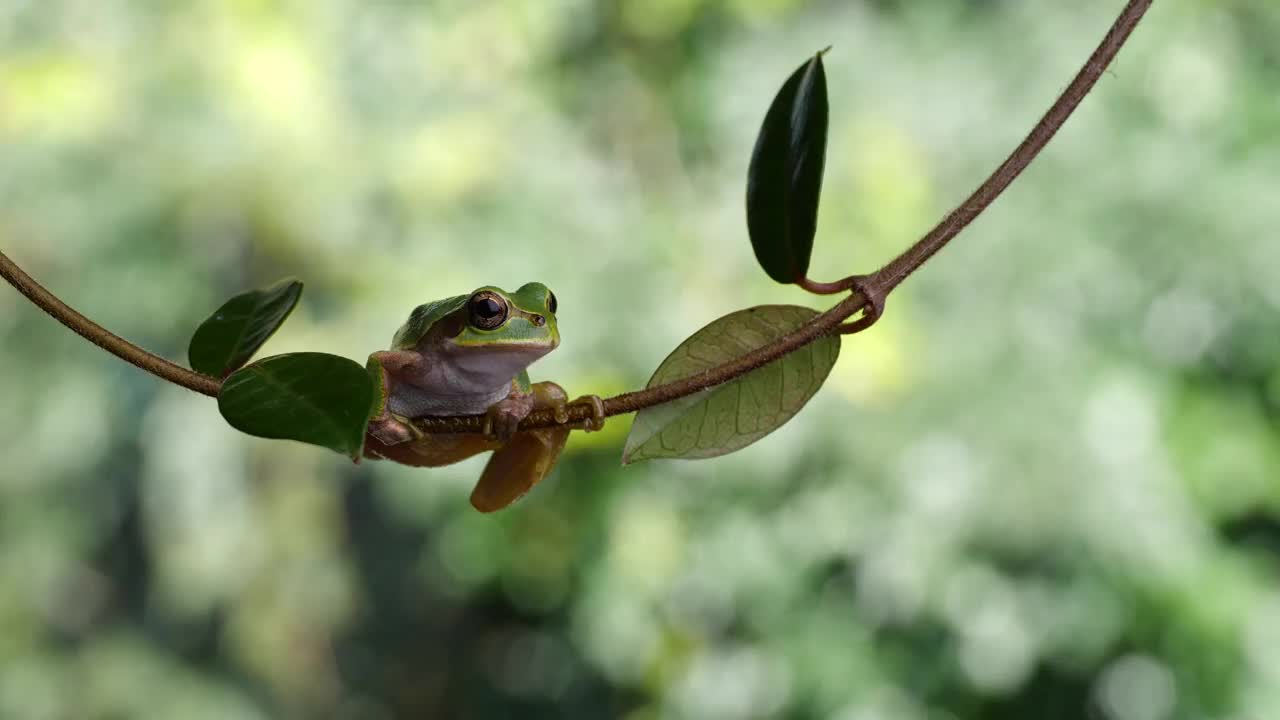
[392,294,468,349]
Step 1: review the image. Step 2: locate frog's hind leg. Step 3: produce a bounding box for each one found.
[530,382,607,432]
[470,426,570,512]
[565,394,606,432]
[469,382,605,511]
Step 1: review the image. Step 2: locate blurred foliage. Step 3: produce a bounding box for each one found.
[1,0,1278,718]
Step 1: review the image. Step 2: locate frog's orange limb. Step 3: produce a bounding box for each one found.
[565,395,606,432]
[365,432,500,467]
[469,381,575,511]
[533,383,606,432]
[470,426,570,512]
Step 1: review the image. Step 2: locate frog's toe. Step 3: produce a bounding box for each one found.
[551,400,569,425]
[497,417,520,440]
[368,414,417,446]
[571,395,606,432]
[484,406,522,441]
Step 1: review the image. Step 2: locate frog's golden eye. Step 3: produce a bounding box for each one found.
[468,291,508,330]
[546,291,558,315]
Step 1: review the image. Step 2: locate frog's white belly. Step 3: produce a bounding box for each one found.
[387,351,530,418]
[388,382,510,417]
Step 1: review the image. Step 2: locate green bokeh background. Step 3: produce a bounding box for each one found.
[2,1,1277,718]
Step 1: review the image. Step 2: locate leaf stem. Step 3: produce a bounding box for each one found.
[0,250,221,397]
[796,276,859,295]
[0,0,1153,434]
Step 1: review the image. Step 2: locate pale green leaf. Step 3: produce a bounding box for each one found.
[622,305,840,463]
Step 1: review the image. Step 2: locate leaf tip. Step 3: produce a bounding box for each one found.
[619,443,647,466]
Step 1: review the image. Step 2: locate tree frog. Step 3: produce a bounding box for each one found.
[363,282,603,512]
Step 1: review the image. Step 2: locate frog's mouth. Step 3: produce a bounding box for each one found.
[449,334,559,352]
[448,342,555,385]
[496,341,555,350]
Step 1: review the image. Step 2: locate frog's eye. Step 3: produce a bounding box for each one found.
[546,291,558,315]
[468,292,508,330]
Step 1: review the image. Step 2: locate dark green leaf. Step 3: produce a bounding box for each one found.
[746,50,830,284]
[189,278,303,378]
[622,305,839,464]
[218,352,372,459]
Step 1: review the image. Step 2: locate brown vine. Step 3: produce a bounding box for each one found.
[0,0,1153,436]
[0,251,222,397]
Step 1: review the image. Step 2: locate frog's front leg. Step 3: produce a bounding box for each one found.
[483,382,537,441]
[365,351,424,446]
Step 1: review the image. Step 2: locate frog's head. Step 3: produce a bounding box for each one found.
[394,283,560,368]
[450,282,560,353]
